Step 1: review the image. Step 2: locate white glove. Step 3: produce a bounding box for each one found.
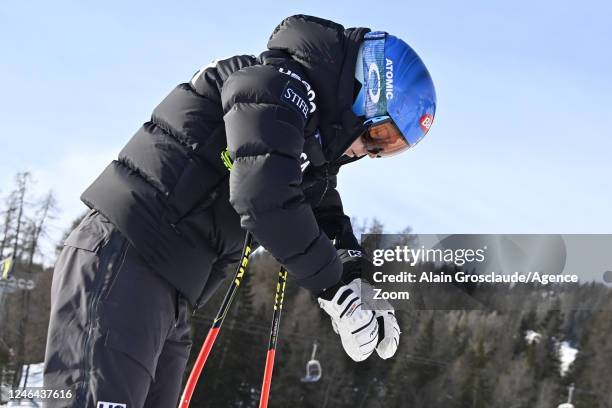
[374,310,400,359]
[361,281,400,359]
[318,278,378,362]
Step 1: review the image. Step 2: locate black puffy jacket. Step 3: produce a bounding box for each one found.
[81,15,370,307]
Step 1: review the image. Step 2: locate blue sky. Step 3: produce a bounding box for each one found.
[1,0,611,259]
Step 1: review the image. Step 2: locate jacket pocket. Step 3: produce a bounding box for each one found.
[97,248,176,380]
[99,298,169,381]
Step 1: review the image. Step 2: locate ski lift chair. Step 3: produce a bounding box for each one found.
[300,342,322,383]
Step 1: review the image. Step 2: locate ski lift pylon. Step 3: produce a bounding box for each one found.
[557,384,575,408]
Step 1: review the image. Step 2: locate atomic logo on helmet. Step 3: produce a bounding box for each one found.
[352,31,437,157]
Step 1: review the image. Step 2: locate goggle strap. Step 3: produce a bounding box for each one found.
[362,32,388,118]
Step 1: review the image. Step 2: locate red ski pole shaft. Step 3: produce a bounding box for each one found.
[259,349,276,408]
[259,267,288,408]
[179,232,253,408]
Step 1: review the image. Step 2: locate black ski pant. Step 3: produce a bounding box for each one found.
[43,210,193,408]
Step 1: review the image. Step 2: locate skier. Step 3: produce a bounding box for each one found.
[44,15,436,407]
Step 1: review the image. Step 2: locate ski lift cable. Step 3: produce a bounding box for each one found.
[191,319,610,400]
[194,317,453,372]
[191,320,333,352]
[194,317,475,369]
[193,315,329,345]
[192,315,336,345]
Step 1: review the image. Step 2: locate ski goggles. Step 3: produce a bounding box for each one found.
[361,116,410,157]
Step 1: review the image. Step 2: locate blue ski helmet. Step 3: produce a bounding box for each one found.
[353,31,436,156]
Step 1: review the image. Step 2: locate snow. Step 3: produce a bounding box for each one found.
[524,331,578,376]
[18,363,44,388]
[4,400,40,407]
[1,363,44,407]
[525,330,542,344]
[558,341,578,377]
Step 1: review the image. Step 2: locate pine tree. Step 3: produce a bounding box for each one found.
[513,309,537,356]
[10,172,31,263]
[368,218,384,234]
[0,194,18,258]
[459,337,493,408]
[537,300,564,380]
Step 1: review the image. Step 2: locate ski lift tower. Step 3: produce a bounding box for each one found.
[557,384,575,408]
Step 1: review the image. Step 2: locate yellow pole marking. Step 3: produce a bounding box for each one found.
[1,257,13,279]
[234,246,252,286]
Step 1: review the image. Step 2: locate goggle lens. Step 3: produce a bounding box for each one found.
[363,120,410,157]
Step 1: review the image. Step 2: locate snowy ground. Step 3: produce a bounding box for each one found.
[524,331,578,376]
[1,363,43,407]
[525,329,542,344]
[558,341,579,376]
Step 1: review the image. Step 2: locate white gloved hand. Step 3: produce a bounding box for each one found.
[373,309,400,359]
[318,278,378,362]
[361,281,400,359]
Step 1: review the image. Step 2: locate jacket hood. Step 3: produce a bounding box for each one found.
[267,15,370,160]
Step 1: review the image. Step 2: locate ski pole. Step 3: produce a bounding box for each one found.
[259,266,288,408]
[179,231,253,408]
